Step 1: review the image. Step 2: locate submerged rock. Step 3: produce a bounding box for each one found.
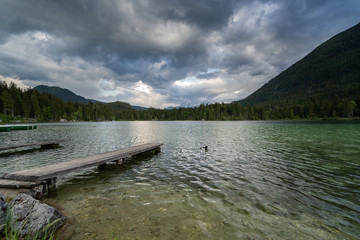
[9,193,66,238]
[0,192,7,231]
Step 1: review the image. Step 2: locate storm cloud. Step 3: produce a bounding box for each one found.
[0,0,359,108]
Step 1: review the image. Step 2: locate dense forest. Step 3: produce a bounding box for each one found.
[1,81,359,123]
[0,82,118,122]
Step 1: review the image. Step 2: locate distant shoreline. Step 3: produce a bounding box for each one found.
[2,118,360,125]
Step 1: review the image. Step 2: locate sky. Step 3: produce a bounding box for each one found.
[0,0,359,108]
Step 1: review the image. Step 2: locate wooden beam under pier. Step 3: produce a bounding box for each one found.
[0,140,63,151]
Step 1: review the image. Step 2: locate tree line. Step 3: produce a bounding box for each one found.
[1,81,359,123]
[0,82,116,122]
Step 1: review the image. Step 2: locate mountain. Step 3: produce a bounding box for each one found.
[34,85,98,104]
[165,101,212,110]
[34,85,133,110]
[106,101,133,111]
[132,105,148,110]
[241,22,360,105]
[180,101,195,108]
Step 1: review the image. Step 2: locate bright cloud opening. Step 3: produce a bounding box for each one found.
[133,81,152,94]
[0,75,30,90]
[31,31,52,41]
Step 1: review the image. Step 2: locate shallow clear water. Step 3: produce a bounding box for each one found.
[1,121,360,239]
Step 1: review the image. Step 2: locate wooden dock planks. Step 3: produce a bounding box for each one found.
[0,140,63,151]
[1,143,162,184]
[0,179,38,189]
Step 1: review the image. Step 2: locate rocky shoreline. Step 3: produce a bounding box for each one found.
[0,191,66,239]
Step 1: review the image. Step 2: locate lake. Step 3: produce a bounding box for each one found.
[1,121,360,239]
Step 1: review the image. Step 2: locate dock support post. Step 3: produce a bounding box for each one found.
[98,163,106,170]
[116,158,125,165]
[155,147,161,154]
[46,177,57,196]
[31,183,46,199]
[41,143,59,149]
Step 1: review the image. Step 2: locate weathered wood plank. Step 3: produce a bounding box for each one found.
[0,179,38,189]
[0,140,63,151]
[1,143,163,182]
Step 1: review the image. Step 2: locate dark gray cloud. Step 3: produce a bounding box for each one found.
[0,0,359,107]
[151,0,233,29]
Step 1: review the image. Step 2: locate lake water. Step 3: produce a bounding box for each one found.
[0,121,360,239]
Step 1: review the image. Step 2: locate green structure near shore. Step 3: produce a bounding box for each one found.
[0,126,11,132]
[0,125,37,132]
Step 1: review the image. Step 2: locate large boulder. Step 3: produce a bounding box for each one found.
[9,194,65,238]
[0,192,7,231]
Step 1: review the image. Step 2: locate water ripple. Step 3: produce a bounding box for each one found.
[2,121,360,239]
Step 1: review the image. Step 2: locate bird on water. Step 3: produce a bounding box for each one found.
[200,146,208,151]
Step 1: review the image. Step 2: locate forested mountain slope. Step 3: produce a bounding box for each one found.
[34,85,97,104]
[34,85,133,111]
[241,23,360,105]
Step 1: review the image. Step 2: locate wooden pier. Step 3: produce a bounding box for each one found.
[0,143,162,198]
[0,140,63,151]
